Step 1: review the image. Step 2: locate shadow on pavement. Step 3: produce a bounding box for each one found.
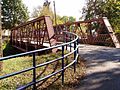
[76,45,120,90]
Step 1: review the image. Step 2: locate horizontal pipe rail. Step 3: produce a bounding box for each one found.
[0,31,79,90]
[1,32,78,61]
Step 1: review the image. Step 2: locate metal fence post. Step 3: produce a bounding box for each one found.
[70,34,72,52]
[62,45,64,85]
[33,53,36,90]
[74,40,77,73]
[65,33,67,50]
[77,39,79,63]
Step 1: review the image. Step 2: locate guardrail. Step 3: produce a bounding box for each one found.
[0,31,79,90]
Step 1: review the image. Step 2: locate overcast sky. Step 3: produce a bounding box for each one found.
[22,0,86,20]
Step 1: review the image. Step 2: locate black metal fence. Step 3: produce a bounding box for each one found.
[0,31,79,90]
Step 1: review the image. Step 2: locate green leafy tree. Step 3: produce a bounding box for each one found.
[61,16,76,23]
[82,0,120,31]
[1,0,29,29]
[82,0,104,20]
[68,16,76,22]
[61,16,69,23]
[101,0,120,32]
[55,15,64,24]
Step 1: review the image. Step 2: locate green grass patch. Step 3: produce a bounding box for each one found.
[0,50,86,90]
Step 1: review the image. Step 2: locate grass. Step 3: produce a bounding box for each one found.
[0,43,86,90]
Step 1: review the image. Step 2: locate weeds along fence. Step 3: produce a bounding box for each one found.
[0,31,79,90]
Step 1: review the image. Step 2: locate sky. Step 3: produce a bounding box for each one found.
[22,0,86,20]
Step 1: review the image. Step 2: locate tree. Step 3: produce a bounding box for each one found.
[61,16,69,23]
[32,0,54,22]
[61,16,76,23]
[40,0,54,21]
[31,0,76,25]
[101,0,120,32]
[82,0,120,31]
[68,16,76,22]
[55,15,64,24]
[31,0,63,25]
[32,6,42,18]
[1,0,29,29]
[82,0,104,20]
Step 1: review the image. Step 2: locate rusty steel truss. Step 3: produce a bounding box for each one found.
[11,16,56,52]
[54,17,120,48]
[10,16,120,52]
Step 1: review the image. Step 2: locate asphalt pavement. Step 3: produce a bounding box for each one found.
[75,44,120,90]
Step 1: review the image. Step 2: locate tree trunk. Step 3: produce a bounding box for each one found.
[0,0,3,71]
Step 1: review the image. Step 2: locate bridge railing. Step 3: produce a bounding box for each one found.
[0,31,79,90]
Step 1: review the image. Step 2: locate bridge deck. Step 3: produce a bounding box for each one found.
[76,44,120,90]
